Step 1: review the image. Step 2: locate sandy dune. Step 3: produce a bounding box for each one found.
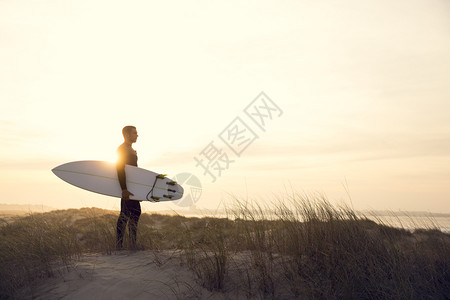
[28,251,223,300]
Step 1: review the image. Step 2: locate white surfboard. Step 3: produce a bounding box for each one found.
[52,161,184,202]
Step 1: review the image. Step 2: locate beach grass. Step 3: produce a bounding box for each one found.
[0,196,449,299]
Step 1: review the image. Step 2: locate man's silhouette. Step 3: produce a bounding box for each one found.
[116,125,140,249]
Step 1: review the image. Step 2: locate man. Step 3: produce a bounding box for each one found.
[116,125,140,249]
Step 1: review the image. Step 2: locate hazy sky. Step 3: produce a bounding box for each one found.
[1,0,449,213]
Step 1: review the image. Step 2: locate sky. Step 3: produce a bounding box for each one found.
[1,0,449,213]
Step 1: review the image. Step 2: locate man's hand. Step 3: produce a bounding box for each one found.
[122,189,134,200]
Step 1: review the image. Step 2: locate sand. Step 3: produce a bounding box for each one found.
[26,250,226,300]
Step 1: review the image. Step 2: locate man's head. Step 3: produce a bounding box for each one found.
[122,126,138,144]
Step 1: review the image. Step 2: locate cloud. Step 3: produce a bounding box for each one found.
[230,132,450,172]
[142,150,197,168]
[0,121,46,146]
[0,159,56,171]
[136,128,450,174]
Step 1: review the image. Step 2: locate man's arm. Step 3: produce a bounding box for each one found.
[117,162,127,190]
[116,152,134,200]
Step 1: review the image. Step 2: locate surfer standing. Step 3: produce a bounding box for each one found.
[116,125,141,249]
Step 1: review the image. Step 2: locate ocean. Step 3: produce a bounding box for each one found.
[366,215,450,233]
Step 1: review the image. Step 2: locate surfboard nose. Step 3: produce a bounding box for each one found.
[52,164,64,176]
[51,166,59,175]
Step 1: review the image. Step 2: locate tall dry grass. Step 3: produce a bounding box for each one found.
[0,196,449,299]
[0,212,82,298]
[181,196,449,299]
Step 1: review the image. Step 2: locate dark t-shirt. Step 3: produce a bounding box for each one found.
[116,143,138,190]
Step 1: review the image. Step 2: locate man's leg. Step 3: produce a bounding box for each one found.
[128,200,141,248]
[116,199,128,248]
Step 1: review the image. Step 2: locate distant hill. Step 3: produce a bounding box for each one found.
[0,204,55,213]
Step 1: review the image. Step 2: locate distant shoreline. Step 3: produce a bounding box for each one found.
[1,203,449,218]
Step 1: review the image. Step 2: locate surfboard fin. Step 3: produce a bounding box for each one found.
[168,188,176,193]
[150,196,161,202]
[156,174,167,179]
[163,194,173,199]
[167,181,177,186]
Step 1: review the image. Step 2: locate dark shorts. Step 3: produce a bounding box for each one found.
[120,199,141,219]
